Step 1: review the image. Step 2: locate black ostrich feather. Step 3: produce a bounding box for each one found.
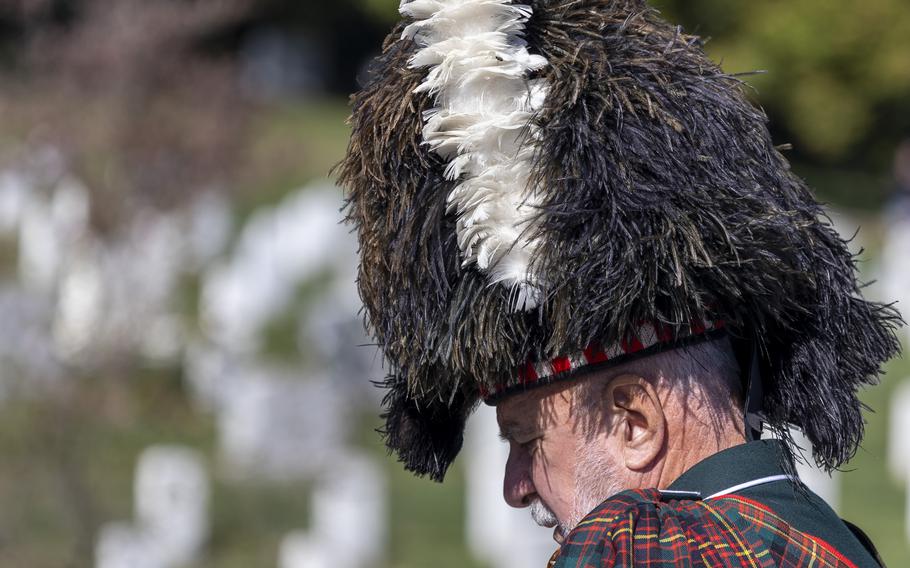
[337,0,902,480]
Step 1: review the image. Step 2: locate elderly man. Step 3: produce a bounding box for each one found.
[498,338,884,565]
[339,0,900,565]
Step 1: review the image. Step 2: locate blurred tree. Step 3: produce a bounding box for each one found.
[653,0,910,172]
[248,0,390,93]
[0,0,256,233]
[347,0,910,174]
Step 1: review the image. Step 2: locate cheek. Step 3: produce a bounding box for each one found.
[530,437,581,519]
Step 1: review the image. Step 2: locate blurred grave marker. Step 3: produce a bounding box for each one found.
[0,285,61,398]
[184,191,232,269]
[19,190,60,293]
[888,380,910,483]
[135,445,210,567]
[906,473,910,544]
[278,532,329,568]
[881,215,910,343]
[789,428,841,511]
[95,522,163,568]
[300,304,383,399]
[53,242,103,358]
[200,185,350,354]
[0,170,30,236]
[18,177,90,294]
[95,445,210,568]
[217,371,347,481]
[280,452,386,568]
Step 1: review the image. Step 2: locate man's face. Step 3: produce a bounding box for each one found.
[496,380,626,541]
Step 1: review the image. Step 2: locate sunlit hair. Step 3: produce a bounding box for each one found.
[574,336,743,434]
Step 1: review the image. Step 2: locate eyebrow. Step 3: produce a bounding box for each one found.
[498,421,537,442]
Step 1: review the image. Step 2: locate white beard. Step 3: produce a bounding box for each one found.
[527,449,626,539]
[564,449,626,537]
[529,497,559,528]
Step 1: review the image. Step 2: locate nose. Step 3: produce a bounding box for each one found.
[503,443,535,508]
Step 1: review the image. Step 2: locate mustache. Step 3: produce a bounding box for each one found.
[529,498,558,528]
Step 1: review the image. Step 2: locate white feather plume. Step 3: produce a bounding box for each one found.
[400,0,549,310]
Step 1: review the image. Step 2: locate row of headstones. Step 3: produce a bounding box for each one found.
[95,445,385,568]
[183,182,382,483]
[183,350,353,482]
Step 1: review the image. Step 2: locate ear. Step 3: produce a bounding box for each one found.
[606,374,666,471]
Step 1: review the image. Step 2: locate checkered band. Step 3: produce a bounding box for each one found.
[481,318,726,403]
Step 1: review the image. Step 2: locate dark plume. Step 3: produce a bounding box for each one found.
[338,0,902,480]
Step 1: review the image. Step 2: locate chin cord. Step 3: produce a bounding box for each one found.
[743,341,765,442]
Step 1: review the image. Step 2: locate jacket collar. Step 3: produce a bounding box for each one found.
[666,440,791,498]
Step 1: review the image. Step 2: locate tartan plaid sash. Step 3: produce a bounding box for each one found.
[553,489,860,568]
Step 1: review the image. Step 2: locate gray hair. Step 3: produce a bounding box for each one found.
[574,336,743,433]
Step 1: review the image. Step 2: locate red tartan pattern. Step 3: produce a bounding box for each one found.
[553,489,858,568]
[481,319,725,401]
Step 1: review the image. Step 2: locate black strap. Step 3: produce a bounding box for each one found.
[842,519,887,567]
[658,489,702,501]
[743,341,764,441]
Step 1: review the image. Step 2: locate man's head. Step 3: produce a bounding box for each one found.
[342,0,900,487]
[496,337,746,540]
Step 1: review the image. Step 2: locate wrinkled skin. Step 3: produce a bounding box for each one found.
[497,356,746,542]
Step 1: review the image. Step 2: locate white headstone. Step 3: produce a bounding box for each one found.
[199,184,350,353]
[789,428,840,511]
[308,453,386,568]
[278,531,330,568]
[217,371,347,481]
[95,522,165,568]
[905,474,910,544]
[53,242,103,360]
[465,406,557,568]
[184,191,232,269]
[18,195,60,293]
[888,380,910,482]
[51,177,91,241]
[880,215,910,343]
[0,170,29,236]
[52,209,187,361]
[0,285,62,398]
[134,446,210,567]
[299,307,383,399]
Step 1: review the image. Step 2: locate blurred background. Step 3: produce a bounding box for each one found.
[0,0,908,567]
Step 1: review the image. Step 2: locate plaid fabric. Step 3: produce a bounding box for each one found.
[552,489,859,568]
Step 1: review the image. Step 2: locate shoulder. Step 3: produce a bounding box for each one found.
[554,488,704,567]
[553,489,863,568]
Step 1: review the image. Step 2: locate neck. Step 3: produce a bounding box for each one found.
[641,412,746,489]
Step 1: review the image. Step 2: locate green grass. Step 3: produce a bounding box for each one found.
[202,480,311,568]
[0,366,216,567]
[234,98,352,223]
[0,235,17,278]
